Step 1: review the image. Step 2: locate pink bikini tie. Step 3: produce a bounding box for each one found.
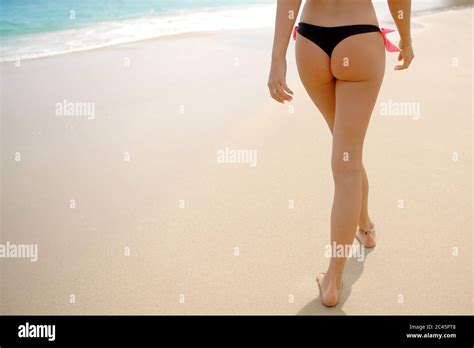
[380,28,400,52]
[293,26,298,41]
[292,26,400,53]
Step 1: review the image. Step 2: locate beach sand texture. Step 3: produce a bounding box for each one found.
[0,7,472,314]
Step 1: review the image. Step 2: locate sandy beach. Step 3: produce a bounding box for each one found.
[0,6,472,315]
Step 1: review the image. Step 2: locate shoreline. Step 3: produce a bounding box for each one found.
[0,30,219,63]
[1,3,471,64]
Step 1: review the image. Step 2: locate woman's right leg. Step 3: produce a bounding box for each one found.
[295,34,375,248]
[321,30,385,305]
[296,29,385,306]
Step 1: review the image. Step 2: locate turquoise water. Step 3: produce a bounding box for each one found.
[0,0,275,61]
[0,0,469,62]
[0,0,273,37]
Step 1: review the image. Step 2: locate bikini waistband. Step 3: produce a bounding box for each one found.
[293,23,400,52]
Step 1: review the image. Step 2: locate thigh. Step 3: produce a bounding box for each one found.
[295,34,336,131]
[330,32,385,164]
[332,78,383,168]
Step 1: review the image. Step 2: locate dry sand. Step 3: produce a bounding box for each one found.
[0,7,472,315]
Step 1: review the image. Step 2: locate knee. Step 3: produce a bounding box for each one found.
[331,156,362,184]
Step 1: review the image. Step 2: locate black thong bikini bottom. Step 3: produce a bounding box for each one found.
[297,22,381,57]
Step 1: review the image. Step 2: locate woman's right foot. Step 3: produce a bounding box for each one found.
[316,272,343,307]
[355,225,376,248]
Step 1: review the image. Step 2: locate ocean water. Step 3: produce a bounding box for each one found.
[0,0,469,62]
[0,0,277,61]
[1,0,277,36]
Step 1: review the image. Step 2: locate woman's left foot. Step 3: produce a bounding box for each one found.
[355,225,376,248]
[316,272,343,307]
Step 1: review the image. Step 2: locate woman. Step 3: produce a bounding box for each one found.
[268,0,414,307]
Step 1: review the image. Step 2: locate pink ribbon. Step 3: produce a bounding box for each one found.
[293,26,298,41]
[380,28,400,52]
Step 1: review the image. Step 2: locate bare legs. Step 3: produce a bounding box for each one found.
[296,31,385,306]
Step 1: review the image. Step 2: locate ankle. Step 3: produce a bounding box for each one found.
[358,218,374,231]
[325,269,343,287]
